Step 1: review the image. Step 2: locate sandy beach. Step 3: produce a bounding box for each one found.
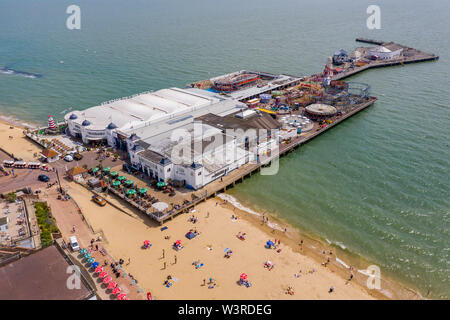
[67,181,375,300]
[0,118,41,161]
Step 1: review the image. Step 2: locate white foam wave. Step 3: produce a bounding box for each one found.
[216,193,284,231]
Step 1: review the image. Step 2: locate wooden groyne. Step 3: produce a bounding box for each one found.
[355,38,384,45]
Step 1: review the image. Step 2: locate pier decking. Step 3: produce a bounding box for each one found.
[332,39,439,80]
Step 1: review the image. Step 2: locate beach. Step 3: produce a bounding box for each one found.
[66,180,375,300]
[0,117,40,161]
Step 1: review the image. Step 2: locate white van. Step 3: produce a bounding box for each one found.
[69,236,80,251]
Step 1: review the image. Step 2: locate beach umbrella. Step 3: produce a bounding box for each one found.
[144,240,150,245]
[112,287,121,295]
[125,179,134,185]
[126,189,136,196]
[80,248,87,254]
[94,266,104,273]
[117,294,127,300]
[87,257,95,264]
[156,181,166,188]
[175,240,181,245]
[139,187,148,194]
[92,261,99,268]
[240,273,248,280]
[99,271,108,278]
[110,171,119,177]
[84,252,91,259]
[103,276,112,284]
[152,201,168,211]
[92,167,99,173]
[117,175,126,181]
[108,281,117,289]
[112,180,121,187]
[103,167,111,172]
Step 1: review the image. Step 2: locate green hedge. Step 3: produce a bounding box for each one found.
[34,202,59,248]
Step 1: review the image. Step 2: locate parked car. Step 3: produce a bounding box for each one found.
[73,153,83,160]
[64,155,73,162]
[92,194,106,206]
[69,236,80,251]
[38,174,50,182]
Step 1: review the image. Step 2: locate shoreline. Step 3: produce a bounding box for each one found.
[0,115,424,300]
[216,192,425,300]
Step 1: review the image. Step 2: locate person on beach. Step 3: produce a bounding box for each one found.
[72,225,76,233]
[329,286,334,293]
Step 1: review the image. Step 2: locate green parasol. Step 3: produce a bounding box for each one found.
[92,167,99,173]
[112,180,121,187]
[103,166,111,172]
[156,181,166,188]
[110,171,119,177]
[139,187,148,194]
[126,189,136,196]
[125,180,134,185]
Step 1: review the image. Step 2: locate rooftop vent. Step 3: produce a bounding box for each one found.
[107,122,118,130]
[81,120,91,126]
[69,113,78,120]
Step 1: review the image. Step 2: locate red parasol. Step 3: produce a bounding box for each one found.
[240,273,248,280]
[147,292,152,300]
[94,266,104,273]
[144,240,150,245]
[112,287,121,295]
[103,276,112,284]
[99,271,108,278]
[108,281,117,289]
[117,293,127,300]
[175,240,181,245]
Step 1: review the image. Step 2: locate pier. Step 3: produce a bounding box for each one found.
[54,38,438,225]
[332,39,439,80]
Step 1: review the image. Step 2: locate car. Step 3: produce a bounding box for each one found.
[73,153,83,160]
[69,236,80,251]
[38,174,50,182]
[64,155,73,162]
[92,194,106,206]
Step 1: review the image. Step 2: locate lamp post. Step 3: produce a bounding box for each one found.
[55,168,63,193]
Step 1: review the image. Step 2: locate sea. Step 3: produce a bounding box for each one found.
[0,0,449,298]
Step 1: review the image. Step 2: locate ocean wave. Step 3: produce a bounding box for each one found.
[216,193,284,231]
[0,67,42,79]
